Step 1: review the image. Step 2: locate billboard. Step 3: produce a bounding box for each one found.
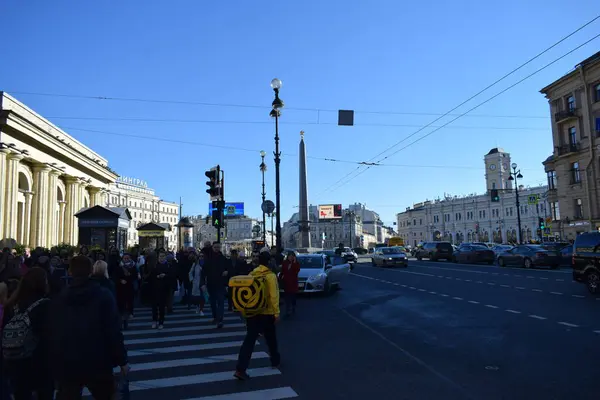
[318,204,343,219]
[208,202,244,216]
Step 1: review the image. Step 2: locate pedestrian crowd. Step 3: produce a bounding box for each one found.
[0,241,300,398]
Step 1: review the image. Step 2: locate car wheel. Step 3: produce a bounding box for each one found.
[498,258,505,267]
[524,258,532,269]
[586,271,600,294]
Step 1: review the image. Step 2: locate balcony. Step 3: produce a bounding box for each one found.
[554,108,578,123]
[556,143,580,156]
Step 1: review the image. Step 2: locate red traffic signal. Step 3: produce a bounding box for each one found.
[205,166,221,200]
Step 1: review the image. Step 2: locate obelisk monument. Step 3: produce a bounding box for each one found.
[298,131,311,249]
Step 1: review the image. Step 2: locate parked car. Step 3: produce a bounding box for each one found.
[496,245,560,269]
[559,245,573,267]
[372,247,408,268]
[452,244,495,264]
[337,247,358,263]
[415,242,453,262]
[492,244,513,259]
[540,242,570,253]
[294,254,351,293]
[353,247,368,255]
[572,232,600,294]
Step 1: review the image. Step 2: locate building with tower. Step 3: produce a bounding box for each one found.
[396,148,550,247]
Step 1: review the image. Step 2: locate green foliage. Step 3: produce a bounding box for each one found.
[53,243,77,256]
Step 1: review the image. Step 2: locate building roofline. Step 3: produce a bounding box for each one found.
[539,51,600,94]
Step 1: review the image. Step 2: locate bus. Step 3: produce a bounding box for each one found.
[387,237,404,247]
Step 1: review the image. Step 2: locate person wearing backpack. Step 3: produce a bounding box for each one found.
[2,267,53,400]
[49,255,129,399]
[233,251,281,380]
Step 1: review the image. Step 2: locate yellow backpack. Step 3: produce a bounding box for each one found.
[228,275,268,317]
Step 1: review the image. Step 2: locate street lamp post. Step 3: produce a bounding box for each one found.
[345,210,356,248]
[508,163,524,244]
[270,78,284,254]
[260,150,267,243]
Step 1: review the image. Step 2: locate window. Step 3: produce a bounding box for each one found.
[547,170,557,189]
[567,95,575,111]
[574,198,584,219]
[413,219,416,226]
[568,126,577,144]
[482,210,486,219]
[419,218,422,225]
[572,162,581,184]
[492,182,496,189]
[594,83,600,102]
[551,201,560,220]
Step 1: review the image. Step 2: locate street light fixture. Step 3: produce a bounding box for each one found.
[508,163,524,244]
[270,78,284,253]
[260,150,267,243]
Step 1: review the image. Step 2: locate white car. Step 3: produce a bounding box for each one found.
[292,254,351,293]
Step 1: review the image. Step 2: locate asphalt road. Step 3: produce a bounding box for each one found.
[276,258,599,400]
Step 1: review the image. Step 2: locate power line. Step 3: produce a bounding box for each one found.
[61,125,488,170]
[45,115,547,131]
[315,16,600,197]
[3,90,549,120]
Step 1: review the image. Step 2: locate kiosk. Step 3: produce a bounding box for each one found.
[137,222,170,250]
[75,206,131,251]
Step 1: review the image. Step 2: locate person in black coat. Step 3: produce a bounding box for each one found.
[148,251,175,329]
[90,260,116,298]
[200,242,229,328]
[49,256,129,398]
[112,253,137,329]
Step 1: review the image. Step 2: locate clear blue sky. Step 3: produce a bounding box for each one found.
[2,1,599,226]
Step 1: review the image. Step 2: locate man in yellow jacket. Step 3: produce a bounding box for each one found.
[234,251,281,380]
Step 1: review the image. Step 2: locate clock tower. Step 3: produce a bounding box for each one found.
[484,148,512,192]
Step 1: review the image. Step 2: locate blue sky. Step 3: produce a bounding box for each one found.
[2,1,599,226]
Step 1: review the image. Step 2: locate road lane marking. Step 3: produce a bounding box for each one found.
[500,284,510,287]
[529,315,547,320]
[571,294,585,298]
[455,278,462,281]
[477,281,483,284]
[186,387,299,400]
[515,287,525,290]
[437,275,444,278]
[464,279,472,282]
[468,300,480,304]
[487,283,495,285]
[532,289,542,292]
[440,294,449,297]
[429,291,437,294]
[503,274,509,276]
[418,288,426,292]
[491,273,499,275]
[453,297,463,300]
[409,287,416,290]
[550,292,563,295]
[393,283,399,286]
[401,284,407,287]
[558,322,578,328]
[556,279,564,282]
[505,309,521,314]
[485,305,499,309]
[526,276,535,279]
[515,275,522,277]
[541,277,549,280]
[594,330,600,334]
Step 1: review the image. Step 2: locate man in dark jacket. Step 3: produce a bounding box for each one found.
[201,242,229,328]
[49,255,129,398]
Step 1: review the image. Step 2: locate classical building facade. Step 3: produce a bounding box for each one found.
[541,51,600,239]
[397,148,550,246]
[105,176,179,249]
[0,92,117,248]
[189,214,274,249]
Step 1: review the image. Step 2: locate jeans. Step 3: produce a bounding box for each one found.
[207,286,225,322]
[284,292,297,315]
[236,314,280,372]
[56,373,115,400]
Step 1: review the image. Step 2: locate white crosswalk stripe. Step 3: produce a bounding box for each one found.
[84,305,298,399]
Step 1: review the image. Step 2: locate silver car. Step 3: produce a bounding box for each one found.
[372,247,408,268]
[294,254,351,293]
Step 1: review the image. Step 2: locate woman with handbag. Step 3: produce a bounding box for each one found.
[188,252,206,315]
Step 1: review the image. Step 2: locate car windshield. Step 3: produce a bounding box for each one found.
[381,247,404,254]
[298,257,323,269]
[471,245,488,250]
[525,245,544,251]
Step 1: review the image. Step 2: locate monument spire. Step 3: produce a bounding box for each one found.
[298,130,311,249]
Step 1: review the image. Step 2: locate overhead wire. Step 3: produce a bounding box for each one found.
[314,16,600,198]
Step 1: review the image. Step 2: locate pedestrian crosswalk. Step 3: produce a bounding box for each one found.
[85,304,298,399]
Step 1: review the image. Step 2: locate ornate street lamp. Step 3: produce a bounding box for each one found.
[270,78,284,253]
[508,163,524,244]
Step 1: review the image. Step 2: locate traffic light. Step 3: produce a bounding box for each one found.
[490,189,500,202]
[539,217,545,230]
[205,166,221,200]
[212,208,224,228]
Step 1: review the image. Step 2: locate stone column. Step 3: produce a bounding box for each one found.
[23,192,33,246]
[0,148,10,240]
[46,171,60,247]
[29,164,51,248]
[58,201,66,244]
[63,177,80,245]
[88,186,103,207]
[4,153,24,241]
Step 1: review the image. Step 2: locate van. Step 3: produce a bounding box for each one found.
[415,241,454,262]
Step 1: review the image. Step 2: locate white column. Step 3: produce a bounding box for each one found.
[4,153,24,241]
[0,148,10,240]
[22,191,33,247]
[46,171,60,247]
[58,201,66,244]
[63,177,80,245]
[29,164,51,247]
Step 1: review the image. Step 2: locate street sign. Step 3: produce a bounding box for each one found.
[261,200,275,215]
[528,194,540,205]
